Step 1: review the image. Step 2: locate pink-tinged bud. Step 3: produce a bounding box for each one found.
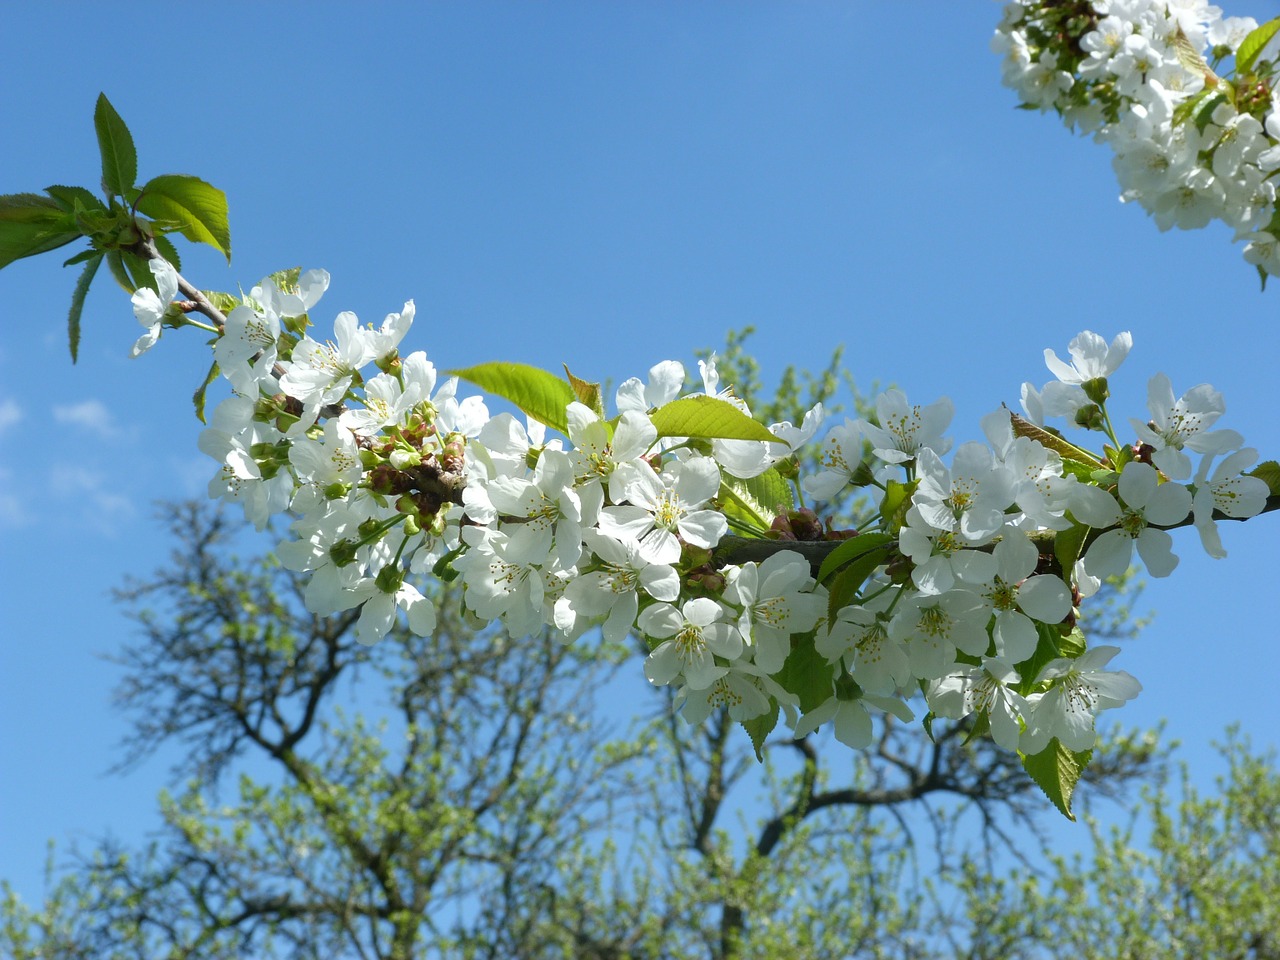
[771,508,823,541]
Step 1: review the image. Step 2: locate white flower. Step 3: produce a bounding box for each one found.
[615,360,685,414]
[639,598,743,690]
[1044,330,1132,385]
[1130,373,1239,480]
[1191,447,1270,558]
[597,456,727,564]
[981,532,1071,662]
[792,691,914,749]
[927,658,1028,752]
[723,551,825,673]
[279,311,377,405]
[563,530,679,644]
[888,589,990,679]
[803,418,864,500]
[862,389,953,465]
[1072,462,1192,578]
[1021,646,1141,754]
[129,258,180,358]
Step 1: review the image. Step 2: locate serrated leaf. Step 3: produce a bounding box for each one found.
[1171,26,1214,84]
[1053,520,1089,582]
[650,395,778,443]
[817,532,893,584]
[136,174,231,262]
[1020,739,1092,821]
[1172,87,1214,128]
[0,194,81,269]
[563,364,604,418]
[44,184,105,213]
[1235,16,1280,76]
[826,549,890,624]
[62,247,98,268]
[94,93,137,196]
[151,233,183,272]
[202,289,242,315]
[721,467,793,530]
[192,359,221,424]
[742,699,780,762]
[449,361,577,434]
[67,253,102,363]
[879,479,916,532]
[1010,413,1104,468]
[104,249,134,292]
[775,637,835,714]
[1248,460,1280,496]
[1016,621,1074,695]
[1193,92,1228,134]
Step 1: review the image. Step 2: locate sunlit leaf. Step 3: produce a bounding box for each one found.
[449,361,576,434]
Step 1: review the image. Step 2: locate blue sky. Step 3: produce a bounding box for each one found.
[2,1,1279,906]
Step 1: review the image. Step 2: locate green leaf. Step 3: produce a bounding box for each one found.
[775,636,834,714]
[0,193,81,269]
[1235,16,1280,76]
[44,184,105,213]
[742,699,780,762]
[67,253,102,363]
[816,532,894,584]
[1053,520,1089,582]
[1171,87,1214,128]
[563,364,604,418]
[1248,460,1280,497]
[721,467,794,530]
[62,247,98,267]
[1193,93,1229,135]
[448,361,577,434]
[1020,739,1092,821]
[879,479,916,532]
[825,549,891,624]
[192,359,221,424]
[136,174,231,262]
[1016,621,1068,695]
[94,93,137,196]
[650,395,778,443]
[1010,413,1103,469]
[104,249,134,292]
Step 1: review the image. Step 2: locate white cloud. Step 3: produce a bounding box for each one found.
[52,399,118,439]
[0,399,20,435]
[48,465,136,535]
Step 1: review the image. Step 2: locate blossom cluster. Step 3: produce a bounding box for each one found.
[993,1,1280,278]
[132,262,1270,761]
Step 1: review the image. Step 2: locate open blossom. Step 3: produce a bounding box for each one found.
[1044,330,1132,385]
[723,551,825,673]
[639,598,743,690]
[1130,373,1240,480]
[927,658,1028,752]
[1021,646,1142,754]
[129,258,180,358]
[597,456,727,564]
[1072,461,1193,578]
[1192,447,1270,558]
[861,389,953,465]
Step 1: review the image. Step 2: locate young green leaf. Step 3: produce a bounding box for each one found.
[1009,412,1104,469]
[825,548,890,624]
[67,253,103,363]
[563,364,605,418]
[136,175,231,262]
[94,93,137,197]
[449,361,577,435]
[775,637,835,714]
[719,467,794,531]
[0,193,81,269]
[650,394,778,443]
[1020,739,1092,821]
[742,699,780,761]
[193,359,221,424]
[816,532,893,584]
[152,233,183,272]
[1234,16,1280,77]
[1247,460,1280,496]
[1053,519,1089,582]
[44,184,106,214]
